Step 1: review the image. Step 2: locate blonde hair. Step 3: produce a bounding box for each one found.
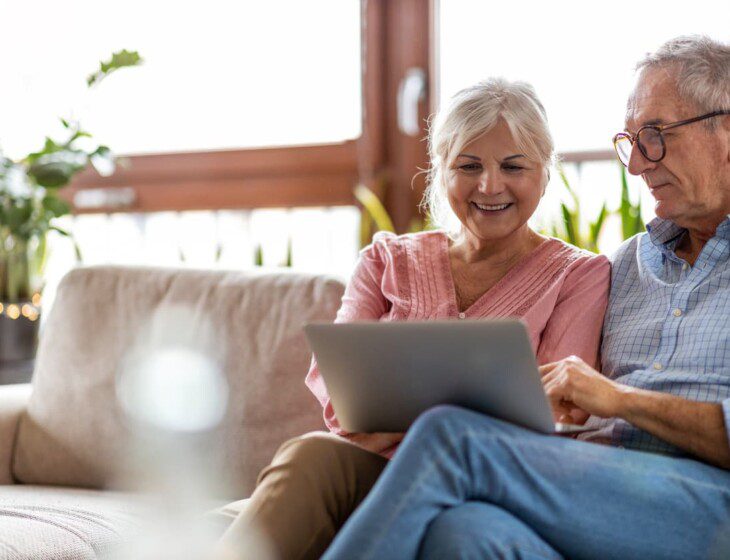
[422,77,554,235]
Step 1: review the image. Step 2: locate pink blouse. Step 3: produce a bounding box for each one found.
[306,230,611,445]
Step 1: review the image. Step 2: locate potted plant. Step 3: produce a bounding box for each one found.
[0,50,142,366]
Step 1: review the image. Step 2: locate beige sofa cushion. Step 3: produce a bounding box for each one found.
[13,266,344,495]
[0,485,144,559]
[0,384,32,485]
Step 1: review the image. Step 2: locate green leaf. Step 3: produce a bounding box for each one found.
[90,146,115,176]
[354,184,395,235]
[6,204,34,231]
[253,244,263,266]
[87,49,143,87]
[560,202,578,246]
[68,129,93,143]
[588,203,608,252]
[28,160,85,188]
[50,225,83,262]
[282,237,293,267]
[359,210,373,248]
[42,195,71,218]
[26,137,65,163]
[633,200,645,236]
[618,164,645,239]
[557,164,579,210]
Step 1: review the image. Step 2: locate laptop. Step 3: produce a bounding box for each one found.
[304,320,594,435]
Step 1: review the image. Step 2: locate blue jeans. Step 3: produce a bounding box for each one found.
[322,406,730,560]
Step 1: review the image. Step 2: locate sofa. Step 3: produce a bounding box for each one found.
[0,265,345,559]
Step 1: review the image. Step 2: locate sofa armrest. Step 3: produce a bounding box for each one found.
[0,383,32,484]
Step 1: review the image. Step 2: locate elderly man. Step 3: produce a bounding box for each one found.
[322,35,730,560]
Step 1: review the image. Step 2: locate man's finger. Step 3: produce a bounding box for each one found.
[541,363,568,385]
[569,408,590,425]
[538,362,561,375]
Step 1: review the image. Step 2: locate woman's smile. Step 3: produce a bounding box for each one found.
[470,201,514,213]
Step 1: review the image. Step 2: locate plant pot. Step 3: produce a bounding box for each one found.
[0,303,40,363]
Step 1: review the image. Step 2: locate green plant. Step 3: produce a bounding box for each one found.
[619,165,645,239]
[548,164,644,253]
[549,165,607,253]
[355,184,434,247]
[0,50,142,304]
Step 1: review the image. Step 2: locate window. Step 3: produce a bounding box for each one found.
[438,1,726,251]
[438,0,727,154]
[0,0,361,157]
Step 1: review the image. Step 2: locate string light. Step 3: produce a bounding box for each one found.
[0,299,41,320]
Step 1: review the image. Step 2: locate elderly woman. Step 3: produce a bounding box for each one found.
[220,77,610,560]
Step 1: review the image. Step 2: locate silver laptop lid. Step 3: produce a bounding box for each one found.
[304,320,556,434]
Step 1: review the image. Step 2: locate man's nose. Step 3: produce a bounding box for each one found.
[627,142,657,176]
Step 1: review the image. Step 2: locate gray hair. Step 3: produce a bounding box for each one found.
[422,77,554,235]
[635,35,730,126]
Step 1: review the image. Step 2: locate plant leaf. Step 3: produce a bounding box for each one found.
[588,203,608,252]
[50,225,83,262]
[87,49,143,87]
[90,146,115,176]
[42,195,71,218]
[557,164,579,211]
[560,202,577,246]
[354,184,395,235]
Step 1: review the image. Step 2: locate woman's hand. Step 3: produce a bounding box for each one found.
[539,355,625,423]
[346,432,405,454]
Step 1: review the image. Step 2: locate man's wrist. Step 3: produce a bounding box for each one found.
[610,383,640,420]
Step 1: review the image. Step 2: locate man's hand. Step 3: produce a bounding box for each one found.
[541,357,730,468]
[539,356,626,424]
[346,432,405,454]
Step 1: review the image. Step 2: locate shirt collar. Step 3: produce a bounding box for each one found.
[646,217,685,249]
[646,215,730,249]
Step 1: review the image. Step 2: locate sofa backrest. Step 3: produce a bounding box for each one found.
[13,266,344,496]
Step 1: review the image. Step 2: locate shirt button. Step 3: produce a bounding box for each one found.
[458,312,466,319]
[672,308,683,317]
[653,362,663,371]
[682,262,689,271]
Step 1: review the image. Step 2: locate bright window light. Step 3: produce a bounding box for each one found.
[439,0,727,154]
[0,0,361,158]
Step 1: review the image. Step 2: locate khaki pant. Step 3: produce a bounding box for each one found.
[221,432,388,560]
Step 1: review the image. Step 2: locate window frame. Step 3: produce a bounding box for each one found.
[66,0,433,232]
[65,0,613,228]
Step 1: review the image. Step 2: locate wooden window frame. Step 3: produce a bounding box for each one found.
[65,0,435,235]
[65,0,612,230]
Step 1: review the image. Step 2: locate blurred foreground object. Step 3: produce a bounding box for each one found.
[113,304,273,560]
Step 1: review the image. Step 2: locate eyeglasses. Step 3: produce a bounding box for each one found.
[613,110,730,167]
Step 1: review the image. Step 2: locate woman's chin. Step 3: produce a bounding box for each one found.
[464,223,520,244]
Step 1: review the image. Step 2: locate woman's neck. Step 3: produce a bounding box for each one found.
[450,227,545,267]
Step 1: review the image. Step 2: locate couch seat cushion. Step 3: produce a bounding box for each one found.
[0,485,144,559]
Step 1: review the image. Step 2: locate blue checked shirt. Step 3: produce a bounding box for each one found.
[580,216,730,456]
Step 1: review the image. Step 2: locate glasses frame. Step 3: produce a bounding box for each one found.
[613,110,730,166]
